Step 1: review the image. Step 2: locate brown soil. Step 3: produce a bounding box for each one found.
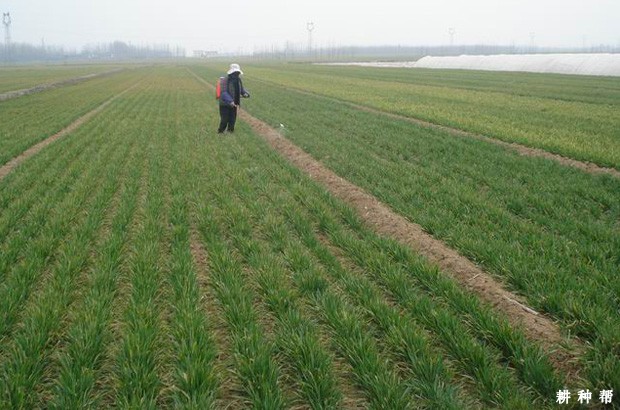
[238,108,583,378]
[274,83,620,179]
[0,83,137,182]
[0,68,125,102]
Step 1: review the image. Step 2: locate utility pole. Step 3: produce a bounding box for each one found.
[2,12,11,61]
[448,27,456,47]
[3,13,11,45]
[306,22,314,58]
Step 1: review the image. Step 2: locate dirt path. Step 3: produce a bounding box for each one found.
[0,83,138,182]
[257,79,620,179]
[189,69,582,375]
[0,68,126,102]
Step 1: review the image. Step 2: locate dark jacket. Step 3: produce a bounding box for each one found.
[219,73,249,106]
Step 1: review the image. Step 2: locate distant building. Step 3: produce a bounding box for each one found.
[193,50,218,58]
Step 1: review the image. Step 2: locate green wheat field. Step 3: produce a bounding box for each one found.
[0,62,618,409]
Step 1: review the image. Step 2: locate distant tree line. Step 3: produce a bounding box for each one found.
[0,40,185,63]
[83,41,185,60]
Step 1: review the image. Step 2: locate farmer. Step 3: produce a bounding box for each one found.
[218,63,250,134]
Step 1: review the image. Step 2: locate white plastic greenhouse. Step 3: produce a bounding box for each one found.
[414,54,620,77]
[319,54,620,77]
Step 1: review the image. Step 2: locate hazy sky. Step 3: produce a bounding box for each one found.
[2,0,619,53]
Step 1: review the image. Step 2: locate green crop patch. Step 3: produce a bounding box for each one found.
[0,68,144,166]
[240,63,620,169]
[193,63,619,392]
[0,64,122,94]
[0,64,616,408]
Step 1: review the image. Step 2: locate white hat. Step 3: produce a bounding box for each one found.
[227,63,243,75]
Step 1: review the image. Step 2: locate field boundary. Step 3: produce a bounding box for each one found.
[0,82,139,181]
[254,78,620,178]
[0,68,126,102]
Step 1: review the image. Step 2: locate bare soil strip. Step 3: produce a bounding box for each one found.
[261,80,620,179]
[0,83,138,182]
[0,68,125,102]
[236,108,583,376]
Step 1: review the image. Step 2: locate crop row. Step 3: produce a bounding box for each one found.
[0,70,159,408]
[0,66,572,408]
[0,68,145,166]
[190,64,619,390]
[0,67,230,408]
[241,64,620,169]
[187,111,566,407]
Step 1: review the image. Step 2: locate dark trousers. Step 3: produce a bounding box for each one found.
[218,105,238,133]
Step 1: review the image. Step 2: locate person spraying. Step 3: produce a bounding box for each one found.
[217,63,250,134]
